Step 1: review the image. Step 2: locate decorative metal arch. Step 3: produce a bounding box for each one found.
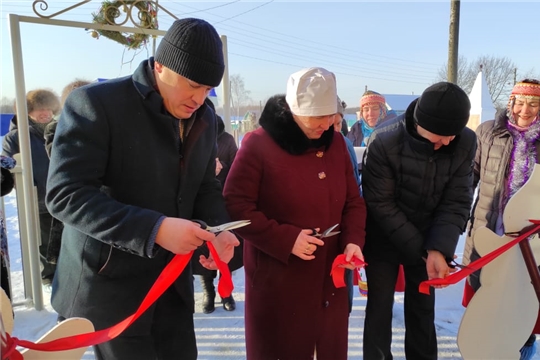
[7,1,231,311]
[7,0,179,311]
[32,0,178,25]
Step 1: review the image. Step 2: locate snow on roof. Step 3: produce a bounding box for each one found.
[382,94,419,111]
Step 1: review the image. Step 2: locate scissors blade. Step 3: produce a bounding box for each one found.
[321,223,339,237]
[210,220,251,233]
[322,231,341,238]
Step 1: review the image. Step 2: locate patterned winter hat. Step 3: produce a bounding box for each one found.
[359,90,387,122]
[360,90,386,109]
[507,79,540,122]
[510,80,540,100]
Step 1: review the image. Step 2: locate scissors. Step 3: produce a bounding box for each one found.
[193,219,251,234]
[312,224,340,239]
[447,259,475,272]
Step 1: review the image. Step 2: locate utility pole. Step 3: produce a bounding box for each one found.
[221,35,231,134]
[514,67,517,85]
[447,0,460,84]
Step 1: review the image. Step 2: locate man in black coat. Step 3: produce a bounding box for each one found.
[46,18,239,360]
[191,114,242,314]
[361,82,476,360]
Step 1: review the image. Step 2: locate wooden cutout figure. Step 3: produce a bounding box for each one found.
[1,288,94,360]
[458,164,540,359]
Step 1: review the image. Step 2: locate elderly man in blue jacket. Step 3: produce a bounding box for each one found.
[46,18,239,360]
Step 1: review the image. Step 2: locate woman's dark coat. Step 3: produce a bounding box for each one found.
[224,95,367,360]
[45,58,229,333]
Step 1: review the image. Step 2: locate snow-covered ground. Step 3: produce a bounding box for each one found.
[2,189,539,359]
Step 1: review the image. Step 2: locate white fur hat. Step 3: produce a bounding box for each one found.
[285,67,337,116]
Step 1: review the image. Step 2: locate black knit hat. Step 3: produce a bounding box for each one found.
[155,18,225,87]
[414,82,471,136]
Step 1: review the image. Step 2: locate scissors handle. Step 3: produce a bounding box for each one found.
[193,220,209,231]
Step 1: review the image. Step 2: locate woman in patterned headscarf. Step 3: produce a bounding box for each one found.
[463,79,540,360]
[346,90,391,147]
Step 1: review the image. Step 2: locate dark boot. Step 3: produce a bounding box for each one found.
[520,334,537,360]
[201,275,216,314]
[221,294,236,311]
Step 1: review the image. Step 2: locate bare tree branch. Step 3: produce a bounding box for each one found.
[230,74,252,118]
[0,97,15,113]
[437,55,518,107]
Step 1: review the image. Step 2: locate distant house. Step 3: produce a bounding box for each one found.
[1,114,14,136]
[383,94,419,116]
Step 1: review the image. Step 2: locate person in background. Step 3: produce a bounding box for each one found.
[335,96,360,189]
[45,18,239,359]
[347,90,393,147]
[192,108,241,314]
[44,79,91,157]
[215,115,238,185]
[43,79,91,268]
[362,82,476,360]
[224,67,366,360]
[1,155,16,300]
[2,89,60,286]
[340,116,349,136]
[334,96,361,314]
[462,79,540,360]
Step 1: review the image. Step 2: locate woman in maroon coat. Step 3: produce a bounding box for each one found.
[224,67,367,360]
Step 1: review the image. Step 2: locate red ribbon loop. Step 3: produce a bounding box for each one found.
[1,246,233,359]
[207,242,233,298]
[419,220,540,294]
[331,254,366,288]
[2,333,23,360]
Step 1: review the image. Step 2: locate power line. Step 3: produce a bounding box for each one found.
[154,18,439,83]
[3,2,440,71]
[161,2,441,70]
[178,0,242,16]
[1,2,441,87]
[229,52,430,86]
[213,0,274,25]
[228,38,434,82]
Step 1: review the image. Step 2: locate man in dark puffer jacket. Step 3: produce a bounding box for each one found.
[362,82,476,360]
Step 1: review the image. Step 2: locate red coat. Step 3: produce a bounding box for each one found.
[224,96,366,360]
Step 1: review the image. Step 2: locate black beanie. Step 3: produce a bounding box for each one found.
[155,18,225,87]
[413,82,471,136]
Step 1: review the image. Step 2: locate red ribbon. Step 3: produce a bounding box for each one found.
[419,219,540,294]
[1,242,232,359]
[331,254,366,288]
